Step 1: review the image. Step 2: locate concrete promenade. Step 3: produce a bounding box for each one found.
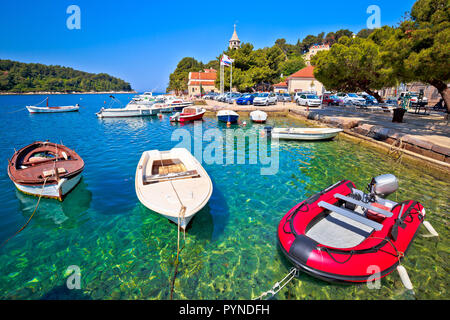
[203,99,450,170]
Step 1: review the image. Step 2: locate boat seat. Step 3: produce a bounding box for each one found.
[306,211,373,249]
[143,170,199,184]
[318,201,383,231]
[334,193,393,217]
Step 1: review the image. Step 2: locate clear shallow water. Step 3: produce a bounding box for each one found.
[0,94,448,300]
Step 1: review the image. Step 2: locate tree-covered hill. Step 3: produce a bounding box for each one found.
[0,59,133,93]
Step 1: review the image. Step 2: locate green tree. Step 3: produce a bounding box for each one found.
[373,0,450,112]
[313,36,396,102]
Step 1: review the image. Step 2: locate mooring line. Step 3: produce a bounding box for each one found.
[0,177,48,248]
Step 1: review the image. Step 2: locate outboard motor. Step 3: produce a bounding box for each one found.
[368,174,399,198]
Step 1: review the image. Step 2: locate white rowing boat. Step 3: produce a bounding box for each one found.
[26,105,79,113]
[250,110,267,123]
[270,127,343,141]
[135,148,213,229]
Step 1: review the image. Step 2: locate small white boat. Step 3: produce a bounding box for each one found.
[135,148,213,229]
[27,105,80,113]
[270,127,343,141]
[169,107,206,122]
[250,110,267,123]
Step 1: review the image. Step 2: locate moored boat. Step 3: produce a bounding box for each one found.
[169,107,205,122]
[96,96,158,118]
[135,148,213,229]
[7,141,84,201]
[26,98,79,113]
[268,127,342,141]
[165,97,194,111]
[217,110,239,123]
[250,110,267,123]
[27,105,80,113]
[278,174,426,283]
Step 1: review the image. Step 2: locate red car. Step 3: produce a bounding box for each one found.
[322,93,340,106]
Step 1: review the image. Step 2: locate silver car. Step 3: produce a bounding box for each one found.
[253,92,278,106]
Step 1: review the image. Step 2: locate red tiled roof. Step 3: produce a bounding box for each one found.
[189,72,217,81]
[203,68,217,73]
[288,66,315,79]
[189,81,216,86]
[273,81,288,87]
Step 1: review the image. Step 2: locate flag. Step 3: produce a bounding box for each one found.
[220,54,234,67]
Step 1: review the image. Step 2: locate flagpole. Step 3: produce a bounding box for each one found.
[230,62,232,94]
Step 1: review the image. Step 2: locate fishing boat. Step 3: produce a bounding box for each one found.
[96,96,158,118]
[250,110,267,123]
[165,96,194,111]
[26,98,79,113]
[278,174,426,283]
[169,107,206,122]
[7,141,84,201]
[135,148,213,229]
[217,110,239,123]
[267,127,342,141]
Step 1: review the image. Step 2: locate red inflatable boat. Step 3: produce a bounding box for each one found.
[278,174,425,283]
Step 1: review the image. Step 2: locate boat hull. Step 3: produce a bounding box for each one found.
[217,115,239,123]
[135,148,213,230]
[272,128,342,141]
[26,106,79,113]
[250,111,268,123]
[96,108,157,118]
[13,173,82,201]
[277,179,425,283]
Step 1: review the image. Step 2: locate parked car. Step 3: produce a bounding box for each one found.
[385,96,398,106]
[359,93,378,105]
[277,93,292,102]
[236,93,257,105]
[253,92,278,106]
[294,91,315,104]
[322,93,340,106]
[214,93,225,101]
[225,93,242,104]
[337,93,366,106]
[217,93,231,102]
[204,92,219,100]
[398,91,428,106]
[296,93,321,107]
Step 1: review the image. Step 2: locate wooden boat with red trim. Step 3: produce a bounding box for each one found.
[26,98,79,113]
[278,174,426,283]
[169,107,206,122]
[7,141,84,201]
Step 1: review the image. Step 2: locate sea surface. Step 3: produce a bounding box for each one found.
[0,94,448,300]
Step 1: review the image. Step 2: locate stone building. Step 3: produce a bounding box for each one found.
[286,66,324,94]
[187,69,218,96]
[304,44,330,66]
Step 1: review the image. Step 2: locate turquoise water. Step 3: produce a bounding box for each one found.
[0,94,448,300]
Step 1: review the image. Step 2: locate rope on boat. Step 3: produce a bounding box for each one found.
[253,268,299,300]
[157,155,187,299]
[387,137,405,163]
[0,177,49,249]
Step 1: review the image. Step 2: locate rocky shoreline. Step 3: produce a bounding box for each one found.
[204,100,450,178]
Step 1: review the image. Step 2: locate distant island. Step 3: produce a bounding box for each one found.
[0,59,134,94]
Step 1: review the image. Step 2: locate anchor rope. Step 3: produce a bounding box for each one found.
[0,177,49,249]
[253,268,299,300]
[158,154,187,299]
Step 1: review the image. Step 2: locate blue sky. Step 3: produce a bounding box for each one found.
[0,0,416,92]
